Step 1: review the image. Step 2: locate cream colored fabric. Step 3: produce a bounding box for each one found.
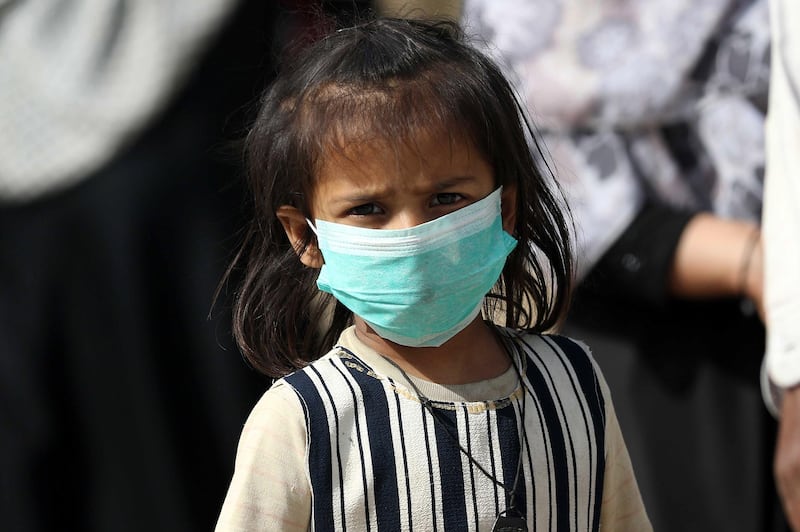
[216,326,651,531]
[215,382,311,532]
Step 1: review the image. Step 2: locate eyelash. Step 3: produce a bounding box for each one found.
[348,203,382,216]
[347,193,465,217]
[430,192,463,206]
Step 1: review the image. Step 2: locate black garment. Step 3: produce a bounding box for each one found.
[0,2,283,530]
[565,203,786,531]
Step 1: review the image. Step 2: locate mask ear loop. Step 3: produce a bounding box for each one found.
[301,218,324,266]
[305,218,319,236]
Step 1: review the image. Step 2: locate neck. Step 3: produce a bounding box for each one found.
[352,316,511,385]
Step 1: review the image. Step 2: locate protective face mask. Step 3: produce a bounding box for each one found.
[308,187,518,347]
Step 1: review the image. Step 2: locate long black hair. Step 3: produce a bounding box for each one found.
[226,16,574,378]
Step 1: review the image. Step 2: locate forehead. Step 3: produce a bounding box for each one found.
[314,129,490,190]
[302,80,483,166]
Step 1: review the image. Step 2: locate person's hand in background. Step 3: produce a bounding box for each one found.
[776,386,800,530]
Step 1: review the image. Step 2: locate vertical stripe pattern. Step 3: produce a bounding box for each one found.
[283,331,607,531]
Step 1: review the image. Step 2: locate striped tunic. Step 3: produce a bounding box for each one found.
[216,326,651,531]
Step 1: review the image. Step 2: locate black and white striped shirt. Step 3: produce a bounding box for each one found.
[216,326,651,531]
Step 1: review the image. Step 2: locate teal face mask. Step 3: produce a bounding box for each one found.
[309,187,518,347]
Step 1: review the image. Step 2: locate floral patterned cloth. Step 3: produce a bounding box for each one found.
[463,0,770,278]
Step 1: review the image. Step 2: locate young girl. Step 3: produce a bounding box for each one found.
[216,17,650,532]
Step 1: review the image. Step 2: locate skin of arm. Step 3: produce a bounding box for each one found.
[776,387,800,530]
[667,212,763,316]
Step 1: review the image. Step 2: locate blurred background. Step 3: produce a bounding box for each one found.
[0,1,367,530]
[0,0,785,531]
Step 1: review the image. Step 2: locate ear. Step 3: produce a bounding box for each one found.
[501,183,518,235]
[276,205,324,268]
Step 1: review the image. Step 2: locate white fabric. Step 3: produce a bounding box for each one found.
[762,0,800,414]
[0,0,238,201]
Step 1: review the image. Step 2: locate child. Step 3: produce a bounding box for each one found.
[216,17,650,532]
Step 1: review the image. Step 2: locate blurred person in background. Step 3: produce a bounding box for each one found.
[0,0,334,530]
[762,0,800,529]
[380,0,785,530]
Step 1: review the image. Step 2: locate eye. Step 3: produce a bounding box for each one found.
[430,192,464,207]
[347,203,384,216]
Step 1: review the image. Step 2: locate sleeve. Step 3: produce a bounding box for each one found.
[215,382,311,532]
[582,202,695,307]
[593,362,654,531]
[0,0,238,199]
[762,0,800,413]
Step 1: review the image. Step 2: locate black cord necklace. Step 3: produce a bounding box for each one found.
[381,337,530,532]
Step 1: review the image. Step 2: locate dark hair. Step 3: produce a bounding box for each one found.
[226,17,574,378]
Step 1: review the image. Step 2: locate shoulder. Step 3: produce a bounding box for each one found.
[234,355,354,456]
[236,379,307,454]
[505,329,610,410]
[279,347,386,418]
[230,354,356,469]
[508,330,598,375]
[281,346,377,390]
[218,380,312,531]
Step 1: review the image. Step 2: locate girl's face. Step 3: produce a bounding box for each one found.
[277,132,517,268]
